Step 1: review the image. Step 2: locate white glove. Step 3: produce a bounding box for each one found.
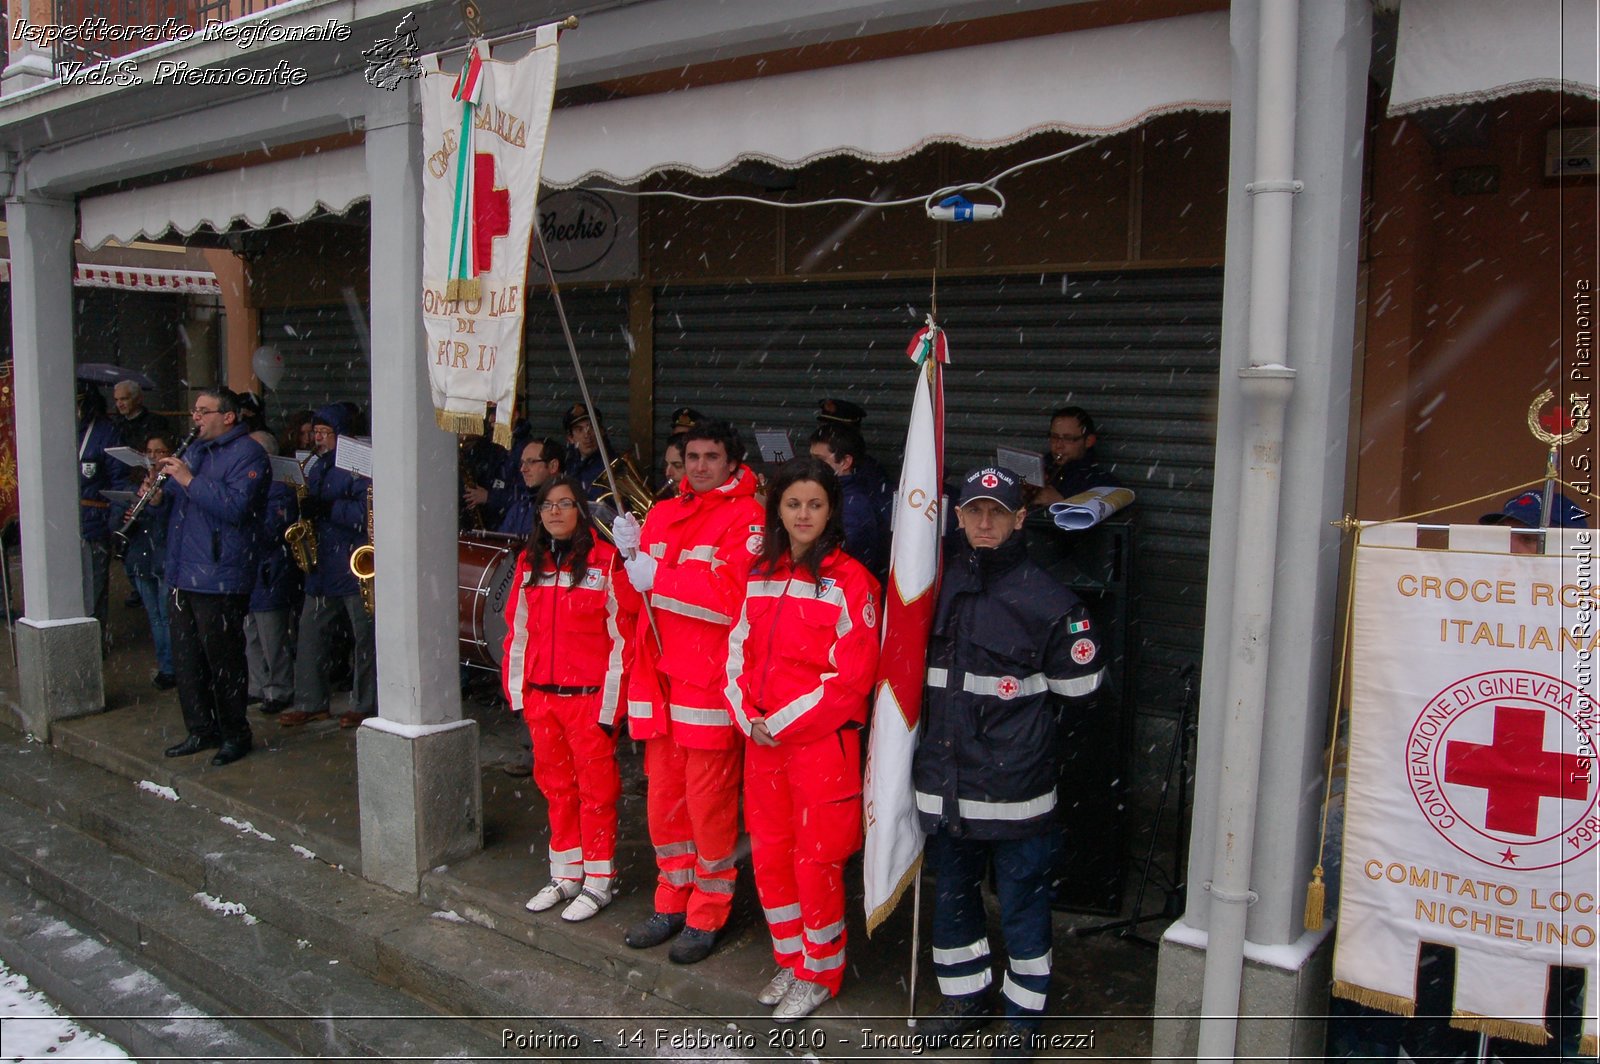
[611,512,642,553]
[623,552,657,592]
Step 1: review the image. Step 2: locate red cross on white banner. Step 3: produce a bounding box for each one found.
[1444,704,1592,837]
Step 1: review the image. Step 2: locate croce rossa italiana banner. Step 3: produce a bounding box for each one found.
[420,26,559,447]
[1337,523,1598,1051]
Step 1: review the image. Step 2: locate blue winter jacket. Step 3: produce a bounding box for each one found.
[77,415,121,542]
[303,443,371,599]
[163,425,271,595]
[250,479,301,612]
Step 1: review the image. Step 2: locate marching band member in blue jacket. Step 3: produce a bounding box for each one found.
[158,389,270,766]
[278,404,376,730]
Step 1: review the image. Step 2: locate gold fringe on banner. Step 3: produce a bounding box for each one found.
[444,278,481,302]
[1580,1032,1596,1057]
[1331,980,1415,1017]
[1303,865,1325,931]
[435,409,484,437]
[1452,1011,1549,1046]
[492,421,512,449]
[864,854,923,938]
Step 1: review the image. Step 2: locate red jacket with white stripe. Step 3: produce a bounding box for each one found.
[626,465,765,747]
[725,547,882,747]
[501,539,637,729]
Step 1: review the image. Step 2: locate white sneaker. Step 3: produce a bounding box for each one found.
[525,879,581,913]
[757,966,798,1006]
[560,883,614,922]
[772,978,832,1023]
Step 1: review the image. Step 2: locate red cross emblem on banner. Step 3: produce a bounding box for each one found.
[472,153,511,274]
[981,472,1000,489]
[1408,670,1599,870]
[1444,705,1592,837]
[996,676,1020,700]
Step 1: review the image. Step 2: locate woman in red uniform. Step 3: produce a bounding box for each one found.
[724,457,882,1021]
[502,475,637,922]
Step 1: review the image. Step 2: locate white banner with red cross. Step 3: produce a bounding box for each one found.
[420,28,560,447]
[1335,522,1599,1052]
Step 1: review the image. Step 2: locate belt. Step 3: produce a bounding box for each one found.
[529,683,600,696]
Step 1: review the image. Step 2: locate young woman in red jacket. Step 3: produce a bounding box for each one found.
[502,475,637,922]
[724,457,882,1021]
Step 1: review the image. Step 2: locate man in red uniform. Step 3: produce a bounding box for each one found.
[613,419,764,964]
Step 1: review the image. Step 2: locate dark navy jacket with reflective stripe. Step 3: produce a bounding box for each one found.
[912,532,1105,840]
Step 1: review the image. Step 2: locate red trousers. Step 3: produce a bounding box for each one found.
[745,730,862,994]
[644,736,742,931]
[523,689,620,888]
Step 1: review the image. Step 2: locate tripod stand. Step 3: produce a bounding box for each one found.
[1075,662,1197,947]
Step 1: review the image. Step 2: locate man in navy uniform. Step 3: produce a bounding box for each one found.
[914,466,1106,1058]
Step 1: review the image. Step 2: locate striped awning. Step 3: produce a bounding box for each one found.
[0,261,220,294]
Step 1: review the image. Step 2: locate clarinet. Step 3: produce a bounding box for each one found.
[110,426,200,559]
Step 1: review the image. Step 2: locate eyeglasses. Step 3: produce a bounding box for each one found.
[520,458,548,468]
[1048,432,1087,443]
[192,406,222,418]
[539,499,580,513]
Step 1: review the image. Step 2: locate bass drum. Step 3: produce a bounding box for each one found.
[458,532,523,670]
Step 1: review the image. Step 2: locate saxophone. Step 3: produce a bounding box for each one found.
[284,464,319,574]
[349,482,375,615]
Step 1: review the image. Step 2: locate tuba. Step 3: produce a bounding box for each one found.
[593,453,657,543]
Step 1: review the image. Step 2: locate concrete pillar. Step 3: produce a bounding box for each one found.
[2,0,54,95]
[1153,0,1370,1057]
[6,194,104,735]
[356,82,481,893]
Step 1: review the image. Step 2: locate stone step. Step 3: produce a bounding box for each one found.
[0,739,762,1061]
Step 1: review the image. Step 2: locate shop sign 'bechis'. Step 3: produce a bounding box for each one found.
[419,25,562,446]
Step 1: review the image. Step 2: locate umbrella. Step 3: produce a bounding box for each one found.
[76,363,156,389]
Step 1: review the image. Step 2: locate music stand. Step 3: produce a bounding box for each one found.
[1075,662,1197,946]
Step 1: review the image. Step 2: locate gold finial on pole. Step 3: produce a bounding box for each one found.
[1526,389,1588,526]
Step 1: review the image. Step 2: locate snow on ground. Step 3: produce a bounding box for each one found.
[0,960,132,1061]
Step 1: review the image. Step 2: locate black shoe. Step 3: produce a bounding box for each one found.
[123,592,142,608]
[210,739,252,767]
[164,734,220,758]
[988,1019,1041,1061]
[623,910,686,950]
[152,672,177,691]
[245,693,265,707]
[919,991,996,1048]
[259,699,290,715]
[667,925,721,965]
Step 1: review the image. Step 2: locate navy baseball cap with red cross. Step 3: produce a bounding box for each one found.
[958,466,1023,511]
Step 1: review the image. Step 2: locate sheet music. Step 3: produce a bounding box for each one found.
[270,455,307,487]
[753,430,794,464]
[995,445,1045,487]
[333,436,373,478]
[105,446,149,469]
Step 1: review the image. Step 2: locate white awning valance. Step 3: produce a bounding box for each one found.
[1389,0,1599,115]
[78,146,367,249]
[540,12,1230,189]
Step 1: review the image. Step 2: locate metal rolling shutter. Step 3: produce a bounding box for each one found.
[652,269,1221,715]
[521,286,633,455]
[259,304,371,420]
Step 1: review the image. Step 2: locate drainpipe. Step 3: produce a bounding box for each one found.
[1195,2,1301,1060]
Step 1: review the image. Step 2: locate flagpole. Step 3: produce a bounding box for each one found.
[906,874,922,1026]
[533,224,663,651]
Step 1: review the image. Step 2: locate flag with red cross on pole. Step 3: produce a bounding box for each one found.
[1334,521,1600,1054]
[420,25,562,448]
